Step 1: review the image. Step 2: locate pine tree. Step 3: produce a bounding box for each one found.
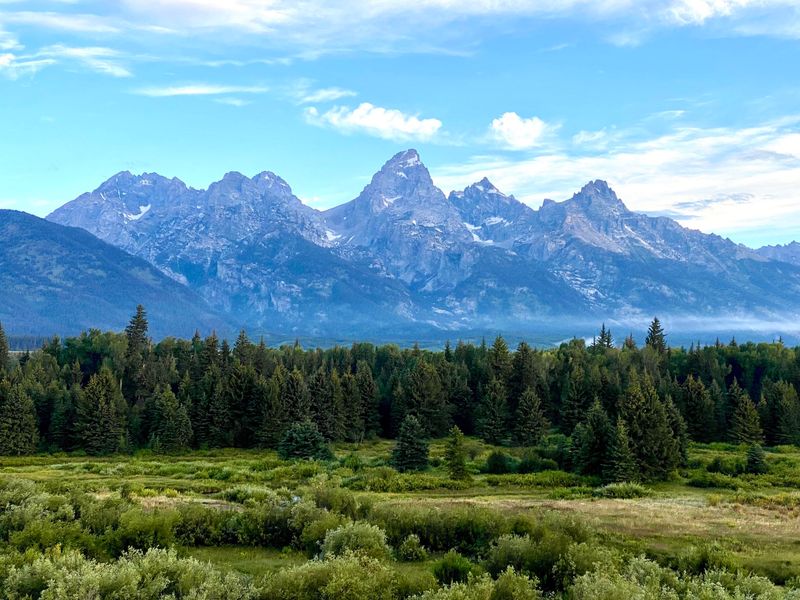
[74,367,126,455]
[341,372,364,442]
[665,397,689,467]
[392,414,429,472]
[309,369,336,441]
[478,378,509,445]
[645,317,667,353]
[123,306,149,400]
[206,380,233,448]
[513,387,549,447]
[150,387,193,453]
[728,380,763,445]
[683,375,715,442]
[444,425,469,480]
[283,369,311,424]
[0,322,9,375]
[258,369,288,448]
[489,336,513,385]
[604,418,638,483]
[0,381,38,455]
[572,399,612,476]
[618,374,679,480]
[406,361,450,437]
[356,361,380,438]
[233,330,252,365]
[745,444,768,474]
[561,366,590,434]
[509,341,536,407]
[278,420,332,461]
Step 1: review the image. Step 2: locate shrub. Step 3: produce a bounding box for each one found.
[485,451,516,474]
[111,509,178,555]
[432,550,477,585]
[396,533,428,562]
[262,553,397,600]
[517,451,559,474]
[320,522,391,560]
[592,482,650,499]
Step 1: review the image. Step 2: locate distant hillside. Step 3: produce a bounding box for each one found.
[0,210,229,337]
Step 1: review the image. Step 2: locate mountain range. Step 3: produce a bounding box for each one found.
[6,148,798,340]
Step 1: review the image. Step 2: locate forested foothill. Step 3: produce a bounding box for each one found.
[2,308,800,598]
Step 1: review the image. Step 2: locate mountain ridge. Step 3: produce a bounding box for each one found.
[44,149,800,337]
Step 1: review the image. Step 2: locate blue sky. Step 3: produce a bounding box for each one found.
[1,0,800,247]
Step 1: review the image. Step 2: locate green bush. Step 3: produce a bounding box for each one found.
[432,550,477,585]
[320,522,391,560]
[396,533,428,562]
[485,451,516,474]
[262,553,397,600]
[592,482,650,499]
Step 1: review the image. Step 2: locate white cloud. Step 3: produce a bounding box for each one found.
[214,97,251,107]
[134,84,269,97]
[305,102,442,141]
[433,116,800,244]
[37,45,132,77]
[0,52,55,78]
[0,28,21,51]
[295,86,356,104]
[4,10,122,33]
[490,112,552,150]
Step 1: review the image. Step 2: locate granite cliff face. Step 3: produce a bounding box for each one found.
[46,150,800,336]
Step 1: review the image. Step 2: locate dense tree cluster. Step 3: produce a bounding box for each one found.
[1,312,799,480]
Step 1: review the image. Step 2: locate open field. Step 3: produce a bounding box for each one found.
[3,439,800,597]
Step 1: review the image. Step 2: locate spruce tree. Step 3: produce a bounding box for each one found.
[356,361,380,438]
[478,378,509,445]
[444,425,469,480]
[206,380,233,448]
[258,370,288,448]
[745,444,768,474]
[282,368,311,424]
[683,375,715,442]
[74,367,126,455]
[150,387,193,453]
[278,420,332,461]
[561,366,590,434]
[728,380,763,445]
[406,361,449,437]
[513,387,549,447]
[645,317,667,353]
[392,414,429,472]
[509,342,536,407]
[604,418,638,483]
[665,397,689,467]
[572,399,612,476]
[619,374,679,480]
[0,322,9,375]
[0,381,38,455]
[341,372,364,442]
[489,336,513,385]
[309,369,336,441]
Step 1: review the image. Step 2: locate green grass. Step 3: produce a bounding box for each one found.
[4,440,800,584]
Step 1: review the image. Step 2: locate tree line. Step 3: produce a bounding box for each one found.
[1,310,798,480]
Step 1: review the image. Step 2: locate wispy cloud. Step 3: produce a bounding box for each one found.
[214,97,251,107]
[134,83,269,97]
[38,45,132,77]
[3,10,122,33]
[0,52,54,78]
[304,102,442,142]
[434,115,800,241]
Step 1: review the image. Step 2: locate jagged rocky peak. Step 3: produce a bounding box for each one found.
[451,177,533,229]
[570,180,628,212]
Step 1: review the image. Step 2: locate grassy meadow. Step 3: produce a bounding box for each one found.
[3,439,800,597]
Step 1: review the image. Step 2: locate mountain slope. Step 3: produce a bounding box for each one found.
[0,210,227,337]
